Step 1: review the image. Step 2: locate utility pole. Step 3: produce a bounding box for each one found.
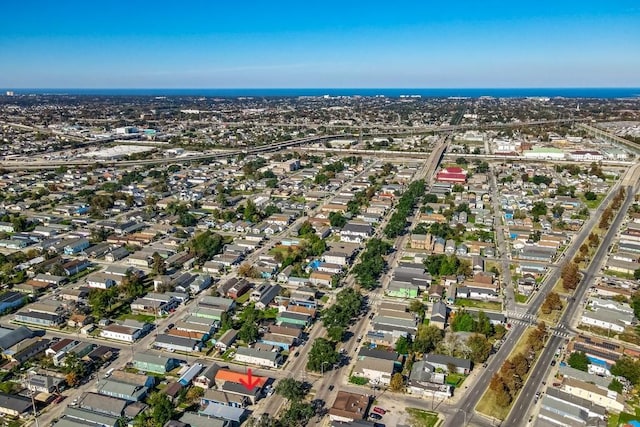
[27,371,40,427]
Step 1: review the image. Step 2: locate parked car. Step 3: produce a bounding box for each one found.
[370,413,382,420]
[373,407,386,415]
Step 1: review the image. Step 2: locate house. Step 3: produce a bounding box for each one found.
[154,334,203,353]
[430,301,448,329]
[86,272,118,289]
[408,360,452,398]
[194,364,225,389]
[352,357,395,386]
[105,247,129,262]
[200,392,247,420]
[133,352,178,374]
[131,293,178,315]
[277,311,311,327]
[386,281,419,298]
[309,271,333,287]
[178,412,231,427]
[62,259,91,276]
[251,283,281,309]
[61,407,121,427]
[0,394,34,417]
[0,292,26,314]
[63,238,91,255]
[580,307,633,333]
[233,347,282,368]
[340,222,373,243]
[179,363,204,386]
[15,310,65,327]
[424,354,472,374]
[97,378,148,402]
[215,372,266,405]
[259,333,296,351]
[5,337,50,363]
[436,167,467,183]
[215,329,238,352]
[100,321,150,343]
[45,338,77,357]
[328,391,370,423]
[77,392,128,417]
[23,374,65,394]
[221,278,252,300]
[538,388,607,426]
[410,234,432,250]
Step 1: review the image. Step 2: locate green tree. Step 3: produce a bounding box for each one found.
[298,221,315,237]
[608,378,623,393]
[611,357,640,385]
[307,338,339,372]
[413,324,444,353]
[238,323,259,344]
[275,378,307,402]
[62,351,87,381]
[632,290,640,318]
[152,252,166,275]
[551,204,565,218]
[531,201,548,218]
[474,311,493,336]
[466,334,492,363]
[328,212,347,228]
[178,212,197,227]
[395,335,412,355]
[451,309,476,332]
[148,392,174,426]
[408,299,425,315]
[188,231,224,263]
[88,288,112,318]
[244,199,260,222]
[279,401,315,427]
[327,325,346,342]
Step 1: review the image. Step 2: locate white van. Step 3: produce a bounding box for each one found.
[104,368,115,378]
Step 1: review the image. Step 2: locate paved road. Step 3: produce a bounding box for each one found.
[503,184,636,427]
[444,175,627,427]
[489,165,515,313]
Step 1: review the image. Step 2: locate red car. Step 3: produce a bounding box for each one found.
[373,407,386,415]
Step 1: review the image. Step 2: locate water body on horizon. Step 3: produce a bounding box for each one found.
[2,88,640,98]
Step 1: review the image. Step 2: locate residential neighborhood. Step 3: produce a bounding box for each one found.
[0,94,639,427]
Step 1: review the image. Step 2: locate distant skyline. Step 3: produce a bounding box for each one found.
[2,1,639,88]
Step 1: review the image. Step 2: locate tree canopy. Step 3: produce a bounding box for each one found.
[307,338,339,372]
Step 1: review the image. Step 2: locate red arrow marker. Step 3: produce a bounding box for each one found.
[239,368,261,391]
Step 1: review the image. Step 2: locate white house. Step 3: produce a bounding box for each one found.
[100,323,146,342]
[580,308,633,333]
[233,347,282,368]
[352,358,394,386]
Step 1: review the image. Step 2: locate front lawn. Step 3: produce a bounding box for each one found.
[454,298,502,311]
[236,292,251,304]
[445,373,466,388]
[349,376,369,385]
[406,408,440,427]
[117,313,157,323]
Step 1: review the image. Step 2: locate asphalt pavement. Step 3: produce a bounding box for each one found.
[503,184,636,427]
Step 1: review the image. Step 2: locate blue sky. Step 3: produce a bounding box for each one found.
[1,0,639,88]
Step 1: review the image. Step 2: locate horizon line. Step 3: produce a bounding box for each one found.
[3,86,640,90]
